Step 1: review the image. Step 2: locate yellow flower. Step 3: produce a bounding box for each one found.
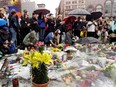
[76,44,81,47]
[32,51,42,62]
[22,59,29,66]
[32,61,39,68]
[52,48,61,52]
[22,50,53,69]
[23,50,31,59]
[41,52,53,65]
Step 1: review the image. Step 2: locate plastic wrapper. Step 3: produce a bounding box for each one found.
[91,75,116,87]
[97,57,107,67]
[64,46,77,52]
[77,60,89,67]
[110,63,116,83]
[72,50,88,61]
[9,64,31,80]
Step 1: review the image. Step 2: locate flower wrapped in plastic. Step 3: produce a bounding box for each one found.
[101,63,116,83]
[22,50,53,84]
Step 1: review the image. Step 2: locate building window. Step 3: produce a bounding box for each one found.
[96,5,102,12]
[104,0,112,15]
[66,1,71,4]
[66,6,70,9]
[72,0,77,4]
[79,0,84,3]
[72,5,77,9]
[72,1,75,4]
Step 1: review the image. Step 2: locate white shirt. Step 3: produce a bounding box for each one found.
[87,21,96,32]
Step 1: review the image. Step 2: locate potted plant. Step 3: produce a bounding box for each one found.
[22,47,52,87]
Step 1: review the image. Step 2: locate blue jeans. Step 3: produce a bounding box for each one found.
[10,28,17,47]
[39,28,45,41]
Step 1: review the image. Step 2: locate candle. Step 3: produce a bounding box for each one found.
[12,78,19,87]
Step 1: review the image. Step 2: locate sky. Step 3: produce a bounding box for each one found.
[31,0,61,16]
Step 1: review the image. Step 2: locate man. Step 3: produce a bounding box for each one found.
[44,29,60,47]
[23,30,39,46]
[20,10,30,40]
[73,17,83,38]
[46,13,55,36]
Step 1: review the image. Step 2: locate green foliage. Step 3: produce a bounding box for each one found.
[36,46,44,54]
[32,63,49,84]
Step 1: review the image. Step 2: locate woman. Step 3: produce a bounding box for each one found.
[8,10,21,46]
[38,13,46,41]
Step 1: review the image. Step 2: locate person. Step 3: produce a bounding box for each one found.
[65,29,73,45]
[46,13,55,36]
[8,10,21,46]
[87,19,97,37]
[0,8,5,19]
[54,29,61,45]
[0,24,15,54]
[73,17,83,38]
[23,30,39,47]
[0,40,15,55]
[0,24,11,46]
[80,26,87,38]
[30,13,39,31]
[44,29,60,47]
[110,17,116,33]
[55,15,64,43]
[20,10,30,40]
[3,6,9,20]
[38,13,46,41]
[55,15,62,30]
[97,26,109,43]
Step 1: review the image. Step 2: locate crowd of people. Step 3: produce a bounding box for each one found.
[0,6,116,55]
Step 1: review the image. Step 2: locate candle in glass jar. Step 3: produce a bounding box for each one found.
[12,78,19,87]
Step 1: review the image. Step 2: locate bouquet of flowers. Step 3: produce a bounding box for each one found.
[22,49,53,85]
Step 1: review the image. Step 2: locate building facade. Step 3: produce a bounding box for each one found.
[57,0,86,18]
[57,0,116,18]
[0,0,38,17]
[86,0,116,17]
